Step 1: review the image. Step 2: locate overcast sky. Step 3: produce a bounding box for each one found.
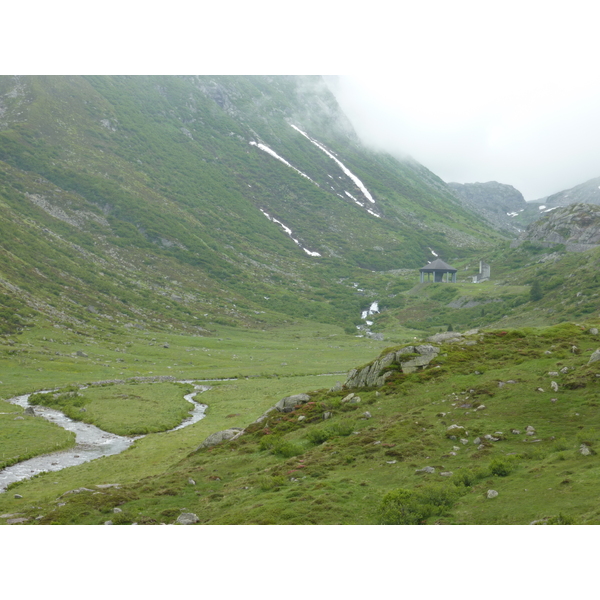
[324,4,600,201]
[6,1,600,201]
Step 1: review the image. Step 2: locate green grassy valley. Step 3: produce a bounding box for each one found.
[2,75,600,525]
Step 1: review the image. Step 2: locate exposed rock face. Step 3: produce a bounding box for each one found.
[447,181,527,234]
[512,203,600,252]
[344,344,441,388]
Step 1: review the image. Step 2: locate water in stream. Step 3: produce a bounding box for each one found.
[0,383,210,493]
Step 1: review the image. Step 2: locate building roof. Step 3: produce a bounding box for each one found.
[419,258,457,273]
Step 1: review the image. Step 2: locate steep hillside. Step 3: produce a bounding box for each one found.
[0,76,498,334]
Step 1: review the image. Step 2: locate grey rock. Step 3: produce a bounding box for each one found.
[113,507,122,514]
[198,428,243,449]
[580,444,592,456]
[5,517,28,524]
[163,343,170,348]
[341,393,355,403]
[297,415,306,421]
[487,490,499,499]
[548,371,559,376]
[473,437,481,445]
[275,393,311,413]
[440,472,453,477]
[76,350,88,357]
[329,381,343,392]
[14,494,22,499]
[24,406,35,416]
[104,520,113,525]
[589,349,600,364]
[427,332,463,343]
[323,412,333,420]
[188,478,196,485]
[13,416,24,420]
[526,425,536,433]
[551,381,559,392]
[415,466,435,474]
[363,411,372,419]
[560,366,569,374]
[590,328,599,335]
[176,513,199,525]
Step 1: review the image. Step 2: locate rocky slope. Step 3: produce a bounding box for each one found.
[512,203,600,252]
[447,181,527,235]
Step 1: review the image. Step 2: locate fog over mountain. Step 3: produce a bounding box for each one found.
[329,74,600,202]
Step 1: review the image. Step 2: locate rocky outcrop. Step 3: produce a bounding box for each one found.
[275,393,311,413]
[512,203,600,252]
[198,428,244,449]
[344,344,441,388]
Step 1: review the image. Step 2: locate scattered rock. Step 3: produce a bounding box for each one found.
[460,438,469,445]
[473,437,481,445]
[13,416,24,420]
[113,507,122,514]
[76,350,88,357]
[176,513,199,525]
[526,426,536,433]
[440,472,453,477]
[297,415,306,421]
[14,494,22,499]
[551,381,559,392]
[24,406,35,416]
[590,328,599,335]
[341,393,355,403]
[363,411,372,419]
[537,388,545,392]
[548,371,559,376]
[104,521,113,525]
[163,343,170,349]
[6,517,28,524]
[560,366,569,374]
[580,444,593,456]
[188,478,196,485]
[415,466,435,474]
[588,349,600,364]
[323,412,333,420]
[487,490,499,499]
[511,429,521,435]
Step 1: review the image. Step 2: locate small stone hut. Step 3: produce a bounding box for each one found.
[419,258,457,283]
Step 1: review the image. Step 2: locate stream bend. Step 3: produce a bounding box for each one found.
[0,382,210,493]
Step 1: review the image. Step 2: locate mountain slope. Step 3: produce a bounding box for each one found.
[0,75,498,333]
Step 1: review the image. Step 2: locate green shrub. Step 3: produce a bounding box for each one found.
[378,489,432,525]
[489,457,513,477]
[378,485,459,525]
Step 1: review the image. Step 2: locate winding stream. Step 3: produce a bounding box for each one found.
[0,383,211,493]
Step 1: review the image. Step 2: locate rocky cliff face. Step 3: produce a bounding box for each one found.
[447,181,527,235]
[534,176,600,208]
[513,203,600,251]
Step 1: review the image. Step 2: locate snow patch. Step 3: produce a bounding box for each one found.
[250,141,317,185]
[259,209,320,257]
[289,124,375,204]
[429,247,438,257]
